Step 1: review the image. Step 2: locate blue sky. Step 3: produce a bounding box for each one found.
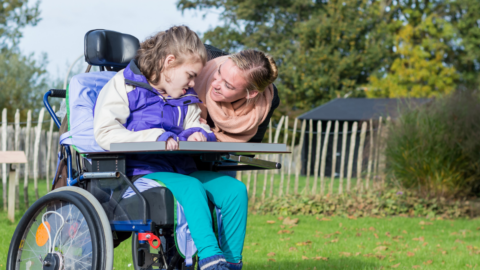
[18,0,221,78]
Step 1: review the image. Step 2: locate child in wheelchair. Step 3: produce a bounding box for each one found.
[94,26,247,270]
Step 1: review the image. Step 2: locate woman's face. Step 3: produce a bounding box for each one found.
[210,59,256,103]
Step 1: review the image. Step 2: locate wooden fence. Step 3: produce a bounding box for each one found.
[0,107,389,210]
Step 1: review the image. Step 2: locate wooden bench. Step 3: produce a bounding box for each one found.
[0,151,27,222]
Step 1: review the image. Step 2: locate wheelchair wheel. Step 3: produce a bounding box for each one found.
[7,189,112,270]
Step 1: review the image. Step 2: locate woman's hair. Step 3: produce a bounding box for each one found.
[229,49,278,94]
[136,25,207,85]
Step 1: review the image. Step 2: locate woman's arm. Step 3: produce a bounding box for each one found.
[93,72,167,150]
[248,84,280,143]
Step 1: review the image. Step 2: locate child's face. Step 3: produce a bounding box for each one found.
[161,56,203,98]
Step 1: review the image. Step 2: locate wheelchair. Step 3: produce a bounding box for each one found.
[6,29,286,270]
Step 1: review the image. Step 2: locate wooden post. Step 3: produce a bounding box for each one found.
[329,121,339,194]
[286,118,298,195]
[46,106,55,192]
[356,122,367,191]
[246,170,252,195]
[279,116,289,196]
[373,117,383,189]
[312,120,322,194]
[378,116,390,188]
[294,119,306,194]
[270,116,284,197]
[305,119,313,193]
[33,108,45,200]
[262,121,272,201]
[14,110,20,209]
[252,170,258,204]
[2,108,7,211]
[346,122,358,192]
[24,110,32,207]
[366,119,374,190]
[320,121,331,196]
[338,122,348,194]
[262,156,268,203]
[1,151,27,222]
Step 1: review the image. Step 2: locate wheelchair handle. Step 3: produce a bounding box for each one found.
[49,89,67,98]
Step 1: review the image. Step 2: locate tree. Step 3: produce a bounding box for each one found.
[0,0,47,121]
[367,15,458,98]
[178,0,390,117]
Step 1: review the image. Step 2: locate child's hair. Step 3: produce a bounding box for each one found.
[136,25,207,85]
[229,49,278,95]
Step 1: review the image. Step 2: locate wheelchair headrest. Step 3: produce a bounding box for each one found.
[84,29,140,68]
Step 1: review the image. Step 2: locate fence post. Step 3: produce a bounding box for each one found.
[378,116,390,188]
[338,122,348,194]
[46,106,55,192]
[2,108,7,211]
[320,121,331,196]
[329,121,339,194]
[294,119,306,194]
[252,170,258,204]
[286,118,298,195]
[270,116,284,197]
[356,122,367,191]
[366,119,374,190]
[261,121,272,201]
[279,116,288,196]
[15,110,20,209]
[305,119,313,194]
[373,116,383,189]
[346,122,358,192]
[33,108,45,200]
[246,170,252,195]
[24,110,32,207]
[312,120,322,195]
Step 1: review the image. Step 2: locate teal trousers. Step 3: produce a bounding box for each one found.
[144,171,248,263]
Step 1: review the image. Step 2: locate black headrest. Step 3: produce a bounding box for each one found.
[84,29,140,68]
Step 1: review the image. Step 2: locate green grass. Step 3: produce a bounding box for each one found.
[113,215,480,269]
[2,178,479,269]
[239,172,358,199]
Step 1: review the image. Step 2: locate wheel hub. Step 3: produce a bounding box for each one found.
[42,252,62,270]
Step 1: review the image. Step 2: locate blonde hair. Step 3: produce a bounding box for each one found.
[229,49,278,96]
[136,25,207,85]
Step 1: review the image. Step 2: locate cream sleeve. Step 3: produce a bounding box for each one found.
[93,72,166,150]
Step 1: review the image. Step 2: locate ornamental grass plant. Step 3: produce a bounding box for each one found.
[385,90,480,198]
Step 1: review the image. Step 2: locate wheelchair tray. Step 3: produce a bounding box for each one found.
[82,141,289,155]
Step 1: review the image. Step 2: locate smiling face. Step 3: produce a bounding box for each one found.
[153,54,204,98]
[210,58,258,103]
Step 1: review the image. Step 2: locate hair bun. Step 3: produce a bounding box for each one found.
[266,54,278,85]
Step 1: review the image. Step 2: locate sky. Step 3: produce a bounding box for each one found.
[18,0,221,79]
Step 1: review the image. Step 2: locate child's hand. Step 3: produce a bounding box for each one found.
[166,137,179,150]
[187,132,207,142]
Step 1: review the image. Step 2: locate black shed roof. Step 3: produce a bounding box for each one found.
[298,98,430,121]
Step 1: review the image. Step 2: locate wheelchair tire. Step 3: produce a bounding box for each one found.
[50,186,113,270]
[7,190,109,270]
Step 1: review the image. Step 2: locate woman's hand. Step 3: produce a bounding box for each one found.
[166,137,179,150]
[187,132,207,142]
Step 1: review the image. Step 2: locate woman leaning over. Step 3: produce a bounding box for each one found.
[187,49,279,270]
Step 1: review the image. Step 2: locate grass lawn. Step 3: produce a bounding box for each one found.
[2,178,479,269]
[239,172,358,200]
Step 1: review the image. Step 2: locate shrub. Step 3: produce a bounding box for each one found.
[385,91,480,198]
[252,191,477,219]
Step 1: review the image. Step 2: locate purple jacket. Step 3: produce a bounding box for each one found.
[116,60,216,176]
